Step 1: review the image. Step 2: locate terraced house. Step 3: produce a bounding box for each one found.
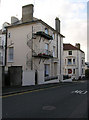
[5,4,64,86]
[63,43,85,80]
[0,29,5,66]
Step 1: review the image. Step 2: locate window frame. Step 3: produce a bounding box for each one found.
[45,28,48,34]
[0,52,2,62]
[68,51,72,55]
[0,37,2,46]
[53,46,56,57]
[8,47,14,62]
[82,60,83,65]
[73,59,75,64]
[45,43,49,55]
[73,69,75,74]
[52,33,55,40]
[68,59,72,65]
[82,68,83,74]
[44,64,50,77]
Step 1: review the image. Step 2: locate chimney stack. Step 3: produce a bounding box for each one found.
[22,4,34,23]
[11,16,19,24]
[75,43,80,49]
[55,17,60,33]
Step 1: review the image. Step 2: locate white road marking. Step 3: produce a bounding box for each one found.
[71,90,87,95]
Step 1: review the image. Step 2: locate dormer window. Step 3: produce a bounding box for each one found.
[45,28,48,34]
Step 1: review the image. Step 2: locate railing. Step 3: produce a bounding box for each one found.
[67,62,76,65]
[34,31,53,40]
[32,49,53,58]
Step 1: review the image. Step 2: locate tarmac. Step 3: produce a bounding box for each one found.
[2,81,80,96]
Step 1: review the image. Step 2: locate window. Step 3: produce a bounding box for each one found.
[52,33,55,39]
[44,64,50,77]
[68,51,72,55]
[65,59,66,64]
[9,33,11,38]
[65,69,66,74]
[54,62,57,76]
[0,52,2,62]
[53,46,55,57]
[0,37,1,45]
[45,43,49,55]
[73,69,75,74]
[82,69,83,74]
[68,59,72,65]
[8,47,14,62]
[68,69,72,74]
[45,28,48,34]
[73,59,75,64]
[82,60,83,65]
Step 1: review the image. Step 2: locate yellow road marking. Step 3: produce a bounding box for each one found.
[2,85,60,98]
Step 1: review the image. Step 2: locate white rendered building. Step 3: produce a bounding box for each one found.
[63,43,85,79]
[5,4,64,86]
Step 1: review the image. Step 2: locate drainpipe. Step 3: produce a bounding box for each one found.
[57,33,58,58]
[31,26,33,70]
[60,36,61,78]
[5,28,7,66]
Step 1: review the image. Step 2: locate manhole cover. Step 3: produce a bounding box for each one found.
[42,106,56,110]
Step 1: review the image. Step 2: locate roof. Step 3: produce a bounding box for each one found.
[6,18,65,38]
[63,43,84,53]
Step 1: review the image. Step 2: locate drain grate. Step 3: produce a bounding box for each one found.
[42,106,56,110]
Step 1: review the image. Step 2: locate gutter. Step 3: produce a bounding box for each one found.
[5,19,65,38]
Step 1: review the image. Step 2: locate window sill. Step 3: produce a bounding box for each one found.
[8,61,14,63]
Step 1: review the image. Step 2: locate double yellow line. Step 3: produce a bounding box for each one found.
[2,85,60,98]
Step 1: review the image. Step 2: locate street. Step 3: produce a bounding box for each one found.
[2,81,88,119]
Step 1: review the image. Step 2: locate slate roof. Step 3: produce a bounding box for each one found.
[6,18,65,38]
[63,43,84,53]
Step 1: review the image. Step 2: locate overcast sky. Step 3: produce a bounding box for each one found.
[0,0,88,61]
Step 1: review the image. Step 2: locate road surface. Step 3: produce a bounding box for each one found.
[2,81,88,119]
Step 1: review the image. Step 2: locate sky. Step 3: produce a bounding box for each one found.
[0,0,88,61]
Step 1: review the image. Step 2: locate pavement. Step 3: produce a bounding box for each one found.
[2,80,85,96]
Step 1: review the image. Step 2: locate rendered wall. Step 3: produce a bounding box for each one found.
[22,70,35,86]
